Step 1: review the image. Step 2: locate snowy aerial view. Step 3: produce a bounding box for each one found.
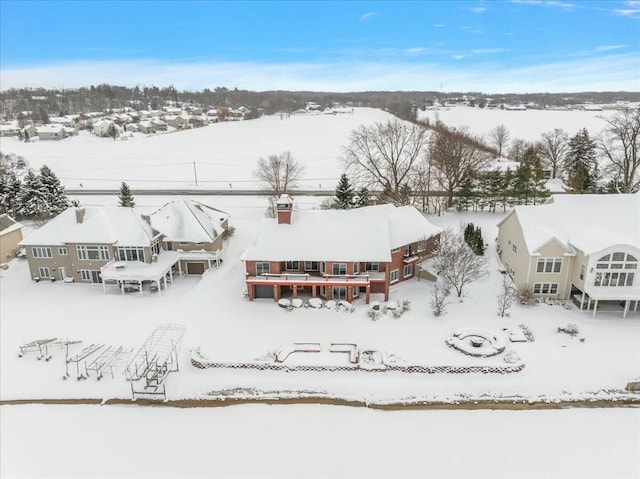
[1,1,639,479]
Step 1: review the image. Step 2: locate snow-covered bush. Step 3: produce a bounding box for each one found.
[430,285,449,317]
[367,308,381,321]
[519,324,535,342]
[558,323,579,337]
[497,276,516,317]
[517,285,536,305]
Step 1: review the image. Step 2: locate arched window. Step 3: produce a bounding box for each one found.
[594,252,637,287]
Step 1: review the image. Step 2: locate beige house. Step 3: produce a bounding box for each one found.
[0,214,24,262]
[19,199,230,294]
[497,193,639,318]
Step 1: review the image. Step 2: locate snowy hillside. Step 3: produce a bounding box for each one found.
[418,106,618,142]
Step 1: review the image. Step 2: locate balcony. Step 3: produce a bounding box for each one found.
[246,272,384,286]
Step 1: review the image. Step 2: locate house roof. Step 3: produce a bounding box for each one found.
[36,124,64,134]
[149,198,229,243]
[20,207,157,247]
[497,192,640,255]
[241,203,441,262]
[0,214,23,235]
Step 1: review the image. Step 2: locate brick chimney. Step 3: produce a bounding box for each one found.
[75,207,86,224]
[276,194,293,224]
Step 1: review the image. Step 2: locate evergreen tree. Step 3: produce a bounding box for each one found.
[566,162,598,194]
[334,173,355,209]
[354,187,370,208]
[456,176,475,211]
[0,173,22,217]
[565,128,597,177]
[118,182,136,207]
[521,147,550,204]
[39,165,70,216]
[17,170,48,220]
[474,226,485,255]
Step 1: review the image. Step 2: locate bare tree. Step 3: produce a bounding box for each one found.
[254,151,304,196]
[432,229,488,298]
[597,109,640,193]
[429,127,488,207]
[538,128,569,179]
[430,284,450,317]
[497,275,517,317]
[489,124,510,158]
[342,119,429,204]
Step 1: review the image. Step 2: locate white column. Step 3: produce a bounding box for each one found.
[157,279,162,296]
[623,300,629,319]
[139,280,143,296]
[580,291,585,310]
[120,281,125,295]
[592,299,598,318]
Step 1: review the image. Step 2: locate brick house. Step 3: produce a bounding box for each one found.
[242,195,441,303]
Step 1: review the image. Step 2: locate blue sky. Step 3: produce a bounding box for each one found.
[1,0,639,92]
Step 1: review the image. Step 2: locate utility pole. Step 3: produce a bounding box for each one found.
[193,161,198,187]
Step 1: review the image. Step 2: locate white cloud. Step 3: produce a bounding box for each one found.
[594,44,627,52]
[471,48,510,54]
[470,6,487,13]
[1,54,638,93]
[452,55,470,60]
[359,12,376,21]
[613,8,640,17]
[433,23,446,28]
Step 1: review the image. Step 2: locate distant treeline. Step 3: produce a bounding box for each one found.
[1,84,638,119]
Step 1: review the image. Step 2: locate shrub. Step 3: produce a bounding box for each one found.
[558,323,579,337]
[430,285,449,317]
[519,324,535,342]
[517,285,536,305]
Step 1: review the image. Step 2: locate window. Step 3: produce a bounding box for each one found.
[32,247,52,258]
[533,282,558,295]
[116,246,145,262]
[365,262,379,272]
[352,286,359,297]
[353,262,359,274]
[80,270,102,283]
[594,252,638,287]
[512,244,517,254]
[58,247,68,256]
[151,240,160,255]
[179,242,188,246]
[256,262,270,275]
[417,240,426,252]
[390,269,399,283]
[404,245,413,257]
[304,261,318,271]
[77,245,109,261]
[285,261,299,271]
[38,267,51,278]
[332,263,347,275]
[536,258,562,273]
[392,247,401,253]
[403,264,413,277]
[579,264,585,281]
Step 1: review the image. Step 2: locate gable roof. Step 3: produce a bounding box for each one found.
[20,207,156,247]
[0,214,23,235]
[149,198,229,243]
[241,203,441,262]
[498,192,640,255]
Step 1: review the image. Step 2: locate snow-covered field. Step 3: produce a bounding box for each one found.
[2,109,639,479]
[1,108,392,191]
[1,106,623,192]
[418,106,619,143]
[2,404,638,479]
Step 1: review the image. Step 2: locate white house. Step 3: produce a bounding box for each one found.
[497,193,640,318]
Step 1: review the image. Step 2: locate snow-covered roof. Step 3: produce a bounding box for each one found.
[242,203,441,262]
[498,192,640,255]
[36,124,64,134]
[149,198,229,243]
[482,158,520,173]
[20,207,157,247]
[0,214,23,235]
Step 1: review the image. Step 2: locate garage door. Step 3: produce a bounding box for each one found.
[186,262,205,275]
[254,284,274,299]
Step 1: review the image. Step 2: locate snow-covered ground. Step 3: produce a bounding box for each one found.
[418,106,618,143]
[2,404,638,479]
[2,204,639,404]
[1,108,392,191]
[1,107,623,193]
